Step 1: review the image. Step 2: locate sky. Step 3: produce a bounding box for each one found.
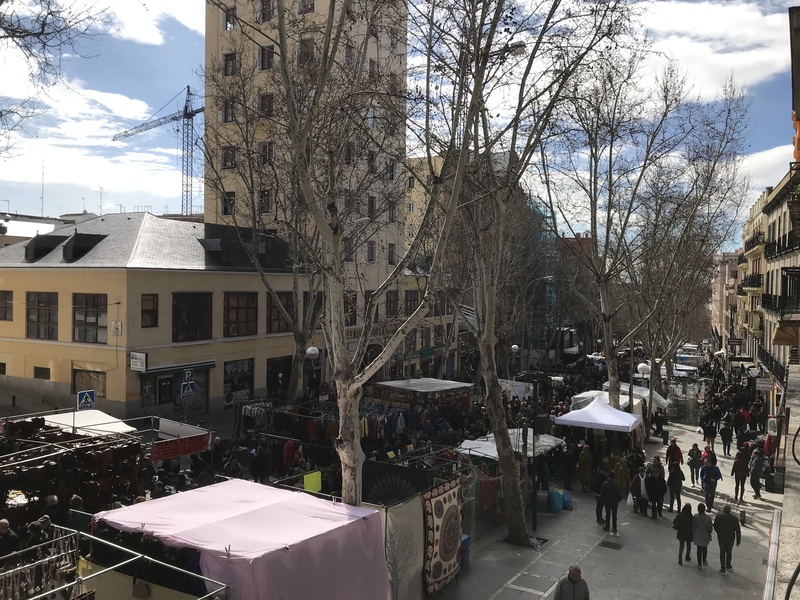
[0,0,797,220]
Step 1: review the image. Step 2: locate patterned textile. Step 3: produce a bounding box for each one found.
[422,478,462,594]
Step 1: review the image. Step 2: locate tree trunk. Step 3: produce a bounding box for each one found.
[479,337,530,545]
[602,321,621,409]
[285,334,309,404]
[335,380,365,505]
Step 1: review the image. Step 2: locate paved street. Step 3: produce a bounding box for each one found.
[435,422,776,600]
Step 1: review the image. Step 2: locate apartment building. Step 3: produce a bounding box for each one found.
[708,251,740,352]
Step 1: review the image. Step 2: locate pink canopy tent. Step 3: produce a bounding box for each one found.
[553,396,643,433]
[95,479,390,600]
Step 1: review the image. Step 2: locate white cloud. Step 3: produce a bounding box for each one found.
[744,144,795,193]
[101,0,206,45]
[640,1,790,97]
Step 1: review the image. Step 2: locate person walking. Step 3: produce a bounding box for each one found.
[667,462,685,512]
[700,458,723,512]
[687,443,702,487]
[703,420,718,452]
[578,445,593,493]
[719,422,734,457]
[613,456,629,499]
[713,505,742,574]
[591,469,608,525]
[631,467,648,515]
[731,451,749,502]
[600,473,623,533]
[554,565,590,600]
[665,438,684,469]
[673,504,694,565]
[645,469,667,519]
[749,448,765,499]
[692,503,713,570]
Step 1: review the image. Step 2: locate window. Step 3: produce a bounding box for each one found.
[368,151,377,174]
[259,189,274,214]
[266,291,294,333]
[224,6,236,29]
[434,324,444,345]
[405,328,417,353]
[387,161,396,180]
[259,93,274,117]
[26,292,58,340]
[260,45,275,70]
[344,142,354,166]
[404,290,419,317]
[222,146,236,169]
[368,107,377,128]
[223,52,237,76]
[408,176,415,189]
[368,58,377,79]
[388,242,397,265]
[299,0,314,13]
[388,202,396,223]
[367,240,377,263]
[343,236,354,262]
[407,225,416,238]
[298,38,315,65]
[34,366,50,380]
[259,141,275,166]
[224,292,258,337]
[222,191,236,215]
[368,195,377,218]
[258,0,275,21]
[73,293,108,344]
[421,326,431,348]
[141,294,158,328]
[0,362,5,375]
[385,290,398,316]
[222,100,236,123]
[173,293,213,342]
[344,290,357,326]
[345,44,356,68]
[0,290,11,321]
[407,202,414,213]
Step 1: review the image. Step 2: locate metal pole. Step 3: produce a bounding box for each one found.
[11,394,15,407]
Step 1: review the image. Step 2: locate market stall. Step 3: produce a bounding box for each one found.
[94,479,391,600]
[372,378,473,411]
[553,397,643,433]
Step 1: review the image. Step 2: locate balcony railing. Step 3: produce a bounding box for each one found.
[741,273,763,288]
[736,283,746,296]
[759,294,800,318]
[765,231,800,260]
[758,345,787,386]
[762,293,780,315]
[737,254,747,265]
[744,232,765,253]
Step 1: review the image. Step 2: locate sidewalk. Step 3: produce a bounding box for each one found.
[435,422,775,600]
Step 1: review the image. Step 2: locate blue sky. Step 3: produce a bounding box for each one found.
[0,0,796,219]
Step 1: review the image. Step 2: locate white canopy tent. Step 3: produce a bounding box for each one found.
[600,382,668,409]
[95,479,390,600]
[553,397,643,433]
[458,431,564,459]
[38,409,137,437]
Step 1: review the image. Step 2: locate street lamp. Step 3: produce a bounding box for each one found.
[637,362,652,439]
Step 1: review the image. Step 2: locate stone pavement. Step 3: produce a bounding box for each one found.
[435,422,777,600]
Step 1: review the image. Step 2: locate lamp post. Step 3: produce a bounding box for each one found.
[637,362,652,441]
[511,344,520,378]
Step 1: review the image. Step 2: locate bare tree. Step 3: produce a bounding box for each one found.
[543,51,749,409]
[0,0,102,154]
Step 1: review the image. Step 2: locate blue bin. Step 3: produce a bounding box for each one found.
[460,533,471,568]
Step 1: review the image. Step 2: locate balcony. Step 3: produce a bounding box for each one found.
[744,231,765,255]
[762,293,781,316]
[737,253,747,265]
[759,293,800,319]
[740,273,763,289]
[765,231,800,260]
[758,345,787,386]
[736,283,746,296]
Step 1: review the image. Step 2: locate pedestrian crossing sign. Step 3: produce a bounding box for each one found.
[77,390,95,411]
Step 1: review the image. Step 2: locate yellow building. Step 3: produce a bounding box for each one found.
[0,212,321,418]
[736,191,768,357]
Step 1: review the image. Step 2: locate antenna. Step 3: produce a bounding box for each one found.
[81,197,86,212]
[98,186,104,216]
[116,204,125,213]
[40,161,45,216]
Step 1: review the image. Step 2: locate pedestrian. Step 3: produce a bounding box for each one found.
[578,445,593,493]
[554,565,590,600]
[700,458,723,512]
[665,438,683,469]
[692,503,713,570]
[646,456,665,480]
[730,451,749,502]
[687,443,702,486]
[600,473,622,533]
[613,456,629,498]
[719,421,734,457]
[591,469,608,525]
[673,504,694,565]
[645,469,666,519]
[0,518,20,564]
[667,462,685,512]
[562,444,579,492]
[653,408,665,436]
[713,505,742,575]
[631,467,648,515]
[749,448,765,499]
[703,420,717,452]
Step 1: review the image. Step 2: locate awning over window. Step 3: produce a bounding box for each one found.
[772,324,800,347]
[145,360,216,376]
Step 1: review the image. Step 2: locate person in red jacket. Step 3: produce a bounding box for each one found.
[730,451,749,502]
[666,438,684,469]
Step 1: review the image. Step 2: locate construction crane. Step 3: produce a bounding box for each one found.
[113,86,204,216]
